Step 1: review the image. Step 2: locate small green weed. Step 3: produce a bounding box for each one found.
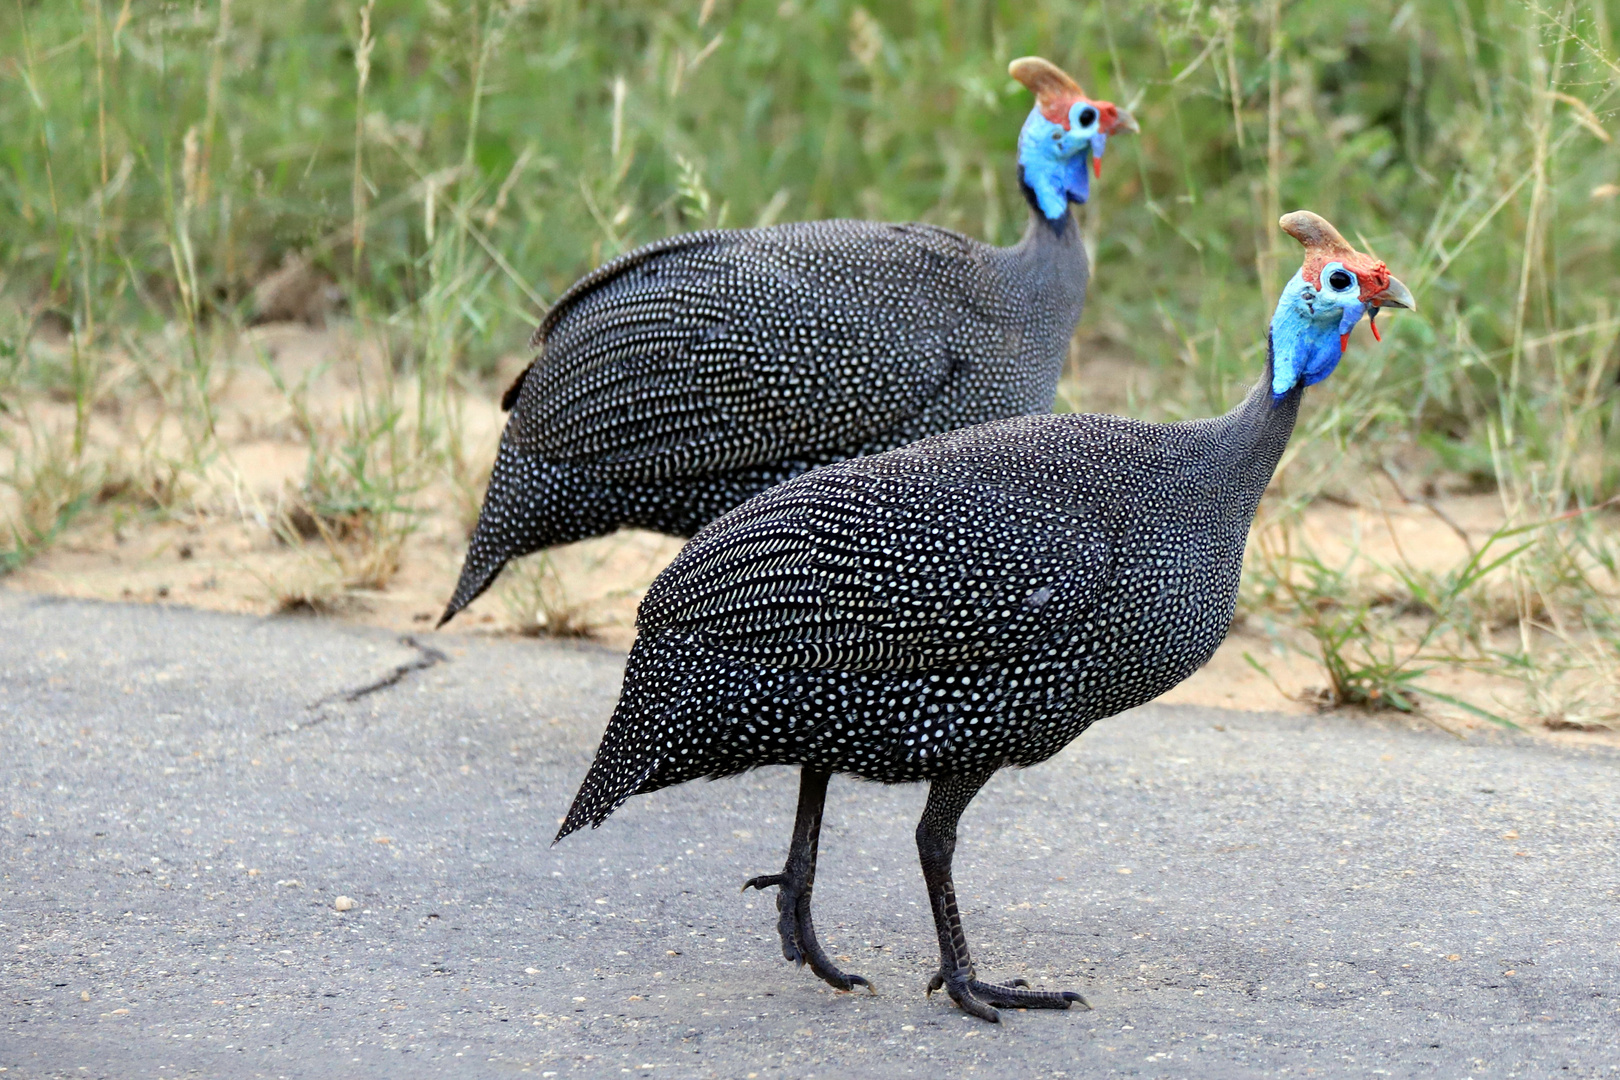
[1245,523,1526,729]
[499,552,595,638]
[0,421,97,572]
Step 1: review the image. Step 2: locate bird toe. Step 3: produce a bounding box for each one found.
[930,967,1079,1020]
[741,872,787,893]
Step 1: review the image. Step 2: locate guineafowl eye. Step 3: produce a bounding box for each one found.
[1328,269,1354,291]
[1077,106,1097,127]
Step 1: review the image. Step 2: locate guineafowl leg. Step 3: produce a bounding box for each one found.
[742,766,870,993]
[918,771,1088,1022]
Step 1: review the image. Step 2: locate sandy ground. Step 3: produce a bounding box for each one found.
[5,323,1614,747]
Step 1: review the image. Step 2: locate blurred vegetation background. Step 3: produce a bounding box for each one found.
[2,0,1618,722]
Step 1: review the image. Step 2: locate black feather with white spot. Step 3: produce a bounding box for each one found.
[441,208,1088,625]
[558,344,1300,836]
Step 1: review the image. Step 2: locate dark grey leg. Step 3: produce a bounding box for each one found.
[742,766,871,993]
[918,771,1088,1022]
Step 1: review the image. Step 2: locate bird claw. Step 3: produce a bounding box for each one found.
[929,967,1088,1022]
[825,969,876,995]
[742,868,868,993]
[806,952,870,994]
[741,873,787,893]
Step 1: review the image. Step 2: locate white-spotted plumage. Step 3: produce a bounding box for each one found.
[558,346,1300,836]
[440,210,1089,626]
[554,210,1406,1024]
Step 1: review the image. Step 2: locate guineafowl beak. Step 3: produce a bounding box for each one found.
[1365,275,1414,343]
[1088,108,1137,177]
[1370,275,1415,312]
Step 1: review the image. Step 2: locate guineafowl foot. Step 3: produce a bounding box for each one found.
[743,871,871,993]
[926,967,1087,1021]
[916,772,1087,1023]
[743,766,872,995]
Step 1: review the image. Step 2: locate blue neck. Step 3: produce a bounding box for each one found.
[1267,270,1365,400]
[1016,106,1101,221]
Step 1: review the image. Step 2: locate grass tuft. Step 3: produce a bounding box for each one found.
[499,552,596,639]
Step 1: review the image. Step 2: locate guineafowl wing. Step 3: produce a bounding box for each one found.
[506,221,1004,479]
[637,414,1170,673]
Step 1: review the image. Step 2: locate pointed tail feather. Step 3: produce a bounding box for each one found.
[554,753,660,843]
[439,449,613,627]
[554,634,696,843]
[438,527,511,627]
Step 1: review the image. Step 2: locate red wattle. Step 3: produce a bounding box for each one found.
[1369,316,1382,342]
[1339,333,1350,354]
[1092,156,1102,179]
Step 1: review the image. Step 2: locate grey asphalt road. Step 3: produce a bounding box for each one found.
[2,589,1617,1079]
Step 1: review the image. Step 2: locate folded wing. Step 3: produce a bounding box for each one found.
[638,416,1151,673]
[506,222,1007,479]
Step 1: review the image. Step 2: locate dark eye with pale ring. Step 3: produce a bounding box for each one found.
[1329,269,1353,291]
[1077,106,1097,127]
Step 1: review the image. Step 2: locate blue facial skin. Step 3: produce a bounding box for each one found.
[1269,260,1368,400]
[1016,101,1107,220]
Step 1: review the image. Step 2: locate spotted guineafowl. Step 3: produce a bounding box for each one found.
[438,57,1137,625]
[555,212,1414,1021]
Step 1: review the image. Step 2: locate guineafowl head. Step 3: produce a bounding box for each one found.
[1269,210,1415,400]
[1010,56,1138,221]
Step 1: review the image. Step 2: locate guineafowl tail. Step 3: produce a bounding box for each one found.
[555,655,668,842]
[555,738,661,844]
[438,451,616,627]
[556,633,713,842]
[437,520,515,628]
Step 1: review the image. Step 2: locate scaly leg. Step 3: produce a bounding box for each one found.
[917,771,1088,1022]
[742,766,870,993]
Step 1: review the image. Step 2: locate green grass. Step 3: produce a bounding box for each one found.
[2,0,1619,721]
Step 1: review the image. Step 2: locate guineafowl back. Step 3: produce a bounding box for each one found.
[559,360,1299,837]
[440,211,1091,628]
[509,217,1087,479]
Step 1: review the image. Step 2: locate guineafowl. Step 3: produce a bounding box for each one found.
[555,212,1414,1022]
[439,57,1137,625]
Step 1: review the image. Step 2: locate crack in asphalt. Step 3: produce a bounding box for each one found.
[279,636,449,733]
